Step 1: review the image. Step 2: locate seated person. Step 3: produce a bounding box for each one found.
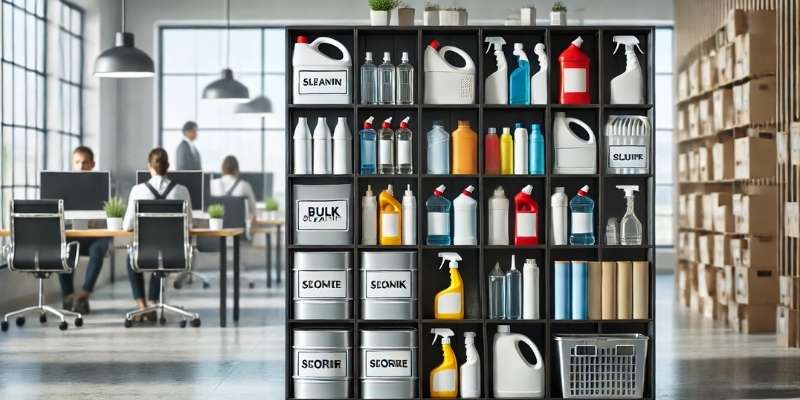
[209,155,258,228]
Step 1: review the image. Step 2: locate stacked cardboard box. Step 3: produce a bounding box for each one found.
[777,126,800,346]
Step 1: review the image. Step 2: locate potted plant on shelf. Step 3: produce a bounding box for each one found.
[439,6,459,26]
[520,5,536,25]
[265,198,280,221]
[551,1,567,26]
[423,2,439,26]
[397,1,415,26]
[368,0,396,26]
[208,203,225,230]
[103,197,125,230]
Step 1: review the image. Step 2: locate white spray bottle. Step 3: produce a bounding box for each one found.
[332,117,352,174]
[362,185,377,245]
[460,331,481,398]
[488,186,509,245]
[610,35,644,104]
[484,37,508,105]
[312,116,332,174]
[453,185,477,245]
[551,187,568,245]
[293,117,312,174]
[531,43,548,105]
[402,184,416,245]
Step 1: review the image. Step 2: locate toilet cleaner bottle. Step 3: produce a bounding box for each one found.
[460,331,481,398]
[551,187,568,245]
[430,328,458,398]
[379,184,402,245]
[402,184,416,245]
[426,185,452,245]
[488,186,509,245]
[559,36,591,105]
[514,184,539,246]
[362,185,378,245]
[453,185,477,245]
[569,185,595,245]
[378,117,395,174]
[509,43,531,104]
[500,127,514,175]
[359,116,377,174]
[396,116,414,174]
[435,252,464,320]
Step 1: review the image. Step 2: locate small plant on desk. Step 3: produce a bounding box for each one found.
[208,203,225,230]
[265,198,279,220]
[103,197,125,230]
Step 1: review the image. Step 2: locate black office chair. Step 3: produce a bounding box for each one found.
[125,200,200,328]
[1,200,83,332]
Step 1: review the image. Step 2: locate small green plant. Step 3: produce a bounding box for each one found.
[103,197,126,218]
[397,1,410,8]
[368,0,397,11]
[208,203,225,219]
[424,2,439,11]
[552,1,567,12]
[265,198,280,212]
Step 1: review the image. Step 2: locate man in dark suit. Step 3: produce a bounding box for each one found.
[175,121,202,170]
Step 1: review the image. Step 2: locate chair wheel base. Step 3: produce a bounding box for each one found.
[173,281,183,290]
[248,282,255,289]
[74,317,83,327]
[58,322,68,331]
[180,320,187,328]
[159,317,166,326]
[39,314,47,324]
[124,319,132,328]
[190,318,201,328]
[1,321,8,332]
[16,316,25,327]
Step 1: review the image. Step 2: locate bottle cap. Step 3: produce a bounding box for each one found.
[433,184,446,197]
[382,116,393,129]
[493,186,505,197]
[497,324,510,333]
[577,185,590,197]
[400,116,410,129]
[502,127,511,134]
[296,35,308,44]
[365,51,373,61]
[525,258,538,268]
[405,184,413,196]
[572,36,584,48]
[464,331,476,344]
[530,123,541,133]
[429,39,441,50]
[386,184,394,196]
[488,127,497,134]
[363,116,374,129]
[521,184,533,195]
[458,120,470,126]
[515,122,523,129]
[433,120,445,127]
[383,51,391,62]
[462,185,475,196]
[401,51,409,62]
[365,185,373,196]
[510,254,517,270]
[555,186,565,194]
[514,43,523,50]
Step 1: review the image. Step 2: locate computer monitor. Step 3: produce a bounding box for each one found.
[239,172,273,202]
[136,170,204,211]
[40,171,110,219]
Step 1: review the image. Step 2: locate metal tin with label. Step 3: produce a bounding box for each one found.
[294,252,352,319]
[360,252,417,320]
[293,329,353,399]
[293,183,353,245]
[360,329,418,399]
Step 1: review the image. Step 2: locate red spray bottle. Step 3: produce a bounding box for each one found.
[559,36,591,104]
[514,184,539,245]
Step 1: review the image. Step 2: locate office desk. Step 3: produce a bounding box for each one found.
[0,228,243,328]
[253,219,284,288]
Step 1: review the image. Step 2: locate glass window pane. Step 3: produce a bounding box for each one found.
[2,5,12,60]
[162,130,183,166]
[26,70,36,125]
[655,75,673,129]
[36,0,45,17]
[37,75,45,127]
[655,215,673,246]
[162,76,196,129]
[655,184,673,216]
[228,29,261,73]
[13,8,25,63]
[71,85,80,133]
[2,128,12,182]
[27,129,38,183]
[263,29,286,72]
[655,28,672,74]
[72,37,81,82]
[13,128,26,184]
[37,19,45,71]
[13,66,25,124]
[162,29,197,74]
[71,9,80,35]
[26,10,36,68]
[655,130,673,184]
[2,64,11,124]
[195,130,262,171]
[193,29,224,74]
[47,126,64,170]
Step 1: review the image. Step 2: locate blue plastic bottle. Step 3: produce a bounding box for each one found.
[426,184,452,245]
[571,261,588,319]
[427,121,450,174]
[569,185,595,245]
[554,261,571,319]
[359,116,377,174]
[528,124,544,175]
[509,43,531,104]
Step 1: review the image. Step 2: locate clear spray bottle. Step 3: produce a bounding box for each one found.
[617,185,642,245]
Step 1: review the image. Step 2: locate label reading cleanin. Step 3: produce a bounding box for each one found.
[365,350,413,377]
[296,351,347,378]
[298,69,348,95]
[608,145,647,169]
[366,270,412,298]
[297,199,348,231]
[297,270,347,299]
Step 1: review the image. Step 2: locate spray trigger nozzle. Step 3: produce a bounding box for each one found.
[612,35,643,55]
[438,252,462,270]
[431,328,455,345]
[616,185,640,197]
[485,36,506,54]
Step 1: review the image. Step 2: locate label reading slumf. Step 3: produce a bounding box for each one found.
[297,270,347,298]
[365,271,412,299]
[297,200,348,231]
[298,70,348,95]
[297,351,347,378]
[608,145,647,169]
[365,350,412,378]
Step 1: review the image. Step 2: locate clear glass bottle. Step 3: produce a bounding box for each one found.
[395,117,413,174]
[396,51,414,105]
[606,217,619,245]
[360,51,377,105]
[618,186,643,245]
[505,255,522,319]
[569,185,595,245]
[489,262,506,319]
[377,51,396,105]
[426,185,451,245]
[426,121,450,174]
[377,117,395,175]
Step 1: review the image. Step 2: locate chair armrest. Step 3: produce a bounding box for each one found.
[0,242,11,264]
[65,241,81,270]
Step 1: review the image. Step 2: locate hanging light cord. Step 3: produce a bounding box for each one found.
[225,0,231,68]
[121,0,126,32]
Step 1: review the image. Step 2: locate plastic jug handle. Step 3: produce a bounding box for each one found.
[565,117,596,143]
[439,46,476,72]
[309,37,352,64]
[517,335,544,369]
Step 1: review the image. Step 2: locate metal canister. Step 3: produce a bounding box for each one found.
[293,183,353,245]
[360,329,418,399]
[293,252,352,320]
[293,329,353,399]
[360,251,417,320]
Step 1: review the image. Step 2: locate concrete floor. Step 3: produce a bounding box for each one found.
[0,256,799,399]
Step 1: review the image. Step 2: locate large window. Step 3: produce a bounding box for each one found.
[654,27,674,246]
[159,27,286,200]
[51,0,83,170]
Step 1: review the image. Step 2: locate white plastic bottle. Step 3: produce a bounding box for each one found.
[551,187,568,245]
[332,117,351,174]
[488,186,509,245]
[453,185,477,245]
[378,117,395,174]
[460,331,481,398]
[493,325,544,398]
[312,116,332,174]
[402,184,416,245]
[513,123,528,175]
[362,185,377,245]
[610,35,644,104]
[531,43,548,105]
[292,117,312,174]
[424,40,476,104]
[523,259,540,319]
[484,36,508,105]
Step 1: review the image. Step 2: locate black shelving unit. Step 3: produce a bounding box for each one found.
[285,25,655,400]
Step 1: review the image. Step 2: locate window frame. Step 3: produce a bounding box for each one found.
[54,0,84,170]
[654,26,674,248]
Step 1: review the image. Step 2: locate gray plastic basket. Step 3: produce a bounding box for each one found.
[555,334,649,399]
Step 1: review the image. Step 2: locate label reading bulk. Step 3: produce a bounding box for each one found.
[297,351,347,378]
[297,270,347,298]
[298,70,348,95]
[365,350,412,377]
[608,145,648,168]
[366,271,412,298]
[297,200,348,231]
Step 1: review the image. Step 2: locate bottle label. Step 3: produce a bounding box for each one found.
[365,350,413,377]
[397,140,412,165]
[298,69,348,95]
[563,68,587,93]
[427,212,450,235]
[516,212,538,237]
[297,200,349,231]
[296,270,347,298]
[365,271,412,298]
[296,351,347,377]
[381,213,400,237]
[437,292,462,314]
[432,369,457,392]
[379,139,393,164]
[608,145,647,168]
[571,212,592,234]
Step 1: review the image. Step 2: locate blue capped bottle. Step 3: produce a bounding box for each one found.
[509,43,531,104]
[359,116,377,174]
[426,184,451,245]
[528,123,545,175]
[569,185,595,245]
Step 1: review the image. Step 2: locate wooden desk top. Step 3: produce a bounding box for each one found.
[0,228,244,238]
[255,219,285,227]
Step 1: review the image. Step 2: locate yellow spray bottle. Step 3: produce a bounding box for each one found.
[435,252,464,320]
[430,328,458,398]
[379,184,402,245]
[500,127,514,175]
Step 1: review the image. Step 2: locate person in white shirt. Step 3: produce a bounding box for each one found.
[123,148,193,321]
[209,155,258,227]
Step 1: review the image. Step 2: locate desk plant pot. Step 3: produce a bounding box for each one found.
[265,198,280,221]
[208,204,225,230]
[103,196,125,231]
[550,1,567,25]
[423,5,439,26]
[521,6,536,25]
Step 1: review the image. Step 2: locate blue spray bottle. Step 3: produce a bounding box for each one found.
[509,43,531,105]
[528,123,544,175]
[359,116,377,174]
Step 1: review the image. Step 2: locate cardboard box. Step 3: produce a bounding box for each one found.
[733,77,776,126]
[716,43,735,84]
[678,70,689,101]
[702,194,714,230]
[698,263,716,297]
[699,98,713,137]
[678,153,689,181]
[701,53,717,91]
[717,265,735,305]
[698,147,712,181]
[790,124,800,166]
[728,301,741,327]
[734,266,778,305]
[740,304,777,333]
[688,150,700,182]
[779,276,800,308]
[687,193,703,228]
[726,9,775,42]
[713,206,734,233]
[785,202,799,238]
[777,131,789,164]
[734,33,776,79]
[702,296,721,320]
[776,305,799,347]
[690,290,704,313]
[698,235,714,265]
[688,59,700,96]
[688,102,700,138]
[733,192,777,235]
[713,234,730,266]
[741,237,776,269]
[734,136,776,179]
[730,238,743,266]
[713,88,735,131]
[712,139,735,180]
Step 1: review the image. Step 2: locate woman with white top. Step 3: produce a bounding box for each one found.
[209,155,257,226]
[123,148,193,321]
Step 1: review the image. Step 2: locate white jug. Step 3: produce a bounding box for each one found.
[552,112,596,174]
[292,36,352,104]
[424,40,476,104]
[493,325,544,398]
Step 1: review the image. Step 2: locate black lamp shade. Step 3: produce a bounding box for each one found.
[94,32,155,78]
[202,69,250,102]
[235,95,272,114]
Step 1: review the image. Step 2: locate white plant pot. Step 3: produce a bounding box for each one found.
[209,218,224,230]
[550,10,567,26]
[397,8,415,26]
[521,7,536,25]
[439,10,459,26]
[265,210,278,221]
[370,10,390,26]
[458,10,468,26]
[423,10,439,26]
[106,217,122,231]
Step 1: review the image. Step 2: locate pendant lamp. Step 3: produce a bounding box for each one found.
[94,0,154,78]
[203,0,249,102]
[235,95,272,114]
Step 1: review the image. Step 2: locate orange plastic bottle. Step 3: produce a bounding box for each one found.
[379,184,402,245]
[452,120,477,175]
